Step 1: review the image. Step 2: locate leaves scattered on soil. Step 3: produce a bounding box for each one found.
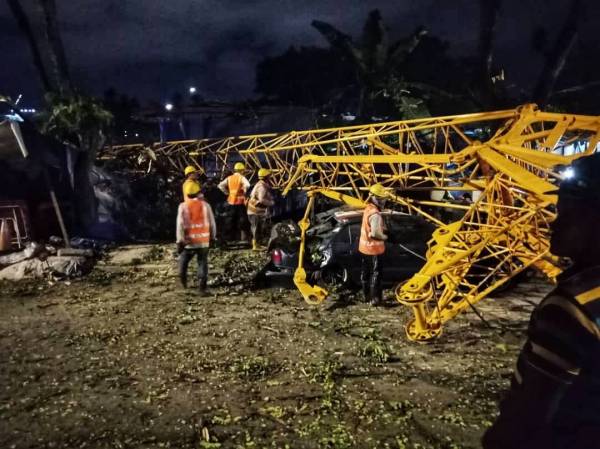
[0,245,550,449]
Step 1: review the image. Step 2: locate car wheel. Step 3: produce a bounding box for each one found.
[320,266,354,289]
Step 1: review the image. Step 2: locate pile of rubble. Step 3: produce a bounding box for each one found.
[0,239,97,281]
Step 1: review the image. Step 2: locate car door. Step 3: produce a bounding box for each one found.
[345,222,363,284]
[383,215,432,284]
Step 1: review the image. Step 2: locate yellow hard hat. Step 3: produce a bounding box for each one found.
[234,162,245,171]
[258,168,271,179]
[183,181,201,197]
[369,183,389,198]
[184,165,197,176]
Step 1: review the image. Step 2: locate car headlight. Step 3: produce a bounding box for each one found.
[319,247,332,267]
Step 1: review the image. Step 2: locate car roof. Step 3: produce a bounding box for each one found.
[333,209,412,223]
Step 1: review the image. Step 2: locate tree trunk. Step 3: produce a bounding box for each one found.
[478,0,501,108]
[7,0,52,92]
[73,132,105,231]
[73,150,97,231]
[38,0,71,93]
[533,0,582,107]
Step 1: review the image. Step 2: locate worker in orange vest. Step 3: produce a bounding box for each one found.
[176,181,216,295]
[182,165,201,200]
[247,168,275,251]
[358,183,389,306]
[218,162,251,243]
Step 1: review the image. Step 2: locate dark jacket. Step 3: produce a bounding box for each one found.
[483,265,600,449]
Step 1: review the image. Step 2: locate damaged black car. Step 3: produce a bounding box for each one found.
[261,206,435,289]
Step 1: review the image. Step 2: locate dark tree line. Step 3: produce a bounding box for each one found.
[255,1,596,121]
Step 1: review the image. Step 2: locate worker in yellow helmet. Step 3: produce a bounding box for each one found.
[218,162,251,243]
[182,165,201,200]
[176,180,216,295]
[358,183,389,306]
[247,168,275,250]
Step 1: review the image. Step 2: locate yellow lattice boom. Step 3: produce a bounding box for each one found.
[101,104,600,341]
[282,105,600,340]
[100,107,522,190]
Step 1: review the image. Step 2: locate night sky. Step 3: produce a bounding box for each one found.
[1,0,598,107]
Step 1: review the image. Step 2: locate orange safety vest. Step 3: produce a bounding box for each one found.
[226,173,246,205]
[247,180,272,215]
[358,203,386,256]
[184,199,211,246]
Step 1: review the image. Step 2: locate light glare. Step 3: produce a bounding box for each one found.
[563,167,575,179]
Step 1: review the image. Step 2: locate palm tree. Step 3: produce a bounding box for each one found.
[533,0,583,107]
[312,9,428,118]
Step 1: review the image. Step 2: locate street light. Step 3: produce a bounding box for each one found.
[189,87,197,94]
[165,103,174,111]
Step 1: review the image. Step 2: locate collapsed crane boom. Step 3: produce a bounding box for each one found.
[282,105,600,340]
[102,104,600,340]
[100,107,521,190]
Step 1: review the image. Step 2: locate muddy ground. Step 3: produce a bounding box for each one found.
[0,245,552,449]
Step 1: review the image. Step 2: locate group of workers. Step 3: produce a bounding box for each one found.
[176,160,390,303]
[175,153,600,447]
[176,162,274,295]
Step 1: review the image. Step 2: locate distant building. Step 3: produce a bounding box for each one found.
[140,102,318,142]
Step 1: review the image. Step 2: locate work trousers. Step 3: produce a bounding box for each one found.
[361,254,383,303]
[229,204,249,241]
[248,214,268,243]
[179,247,209,290]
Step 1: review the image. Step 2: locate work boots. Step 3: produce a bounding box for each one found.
[369,285,383,306]
[198,280,209,297]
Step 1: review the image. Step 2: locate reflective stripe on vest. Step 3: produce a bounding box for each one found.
[557,265,600,330]
[227,173,246,205]
[184,199,210,245]
[247,180,271,215]
[358,203,385,256]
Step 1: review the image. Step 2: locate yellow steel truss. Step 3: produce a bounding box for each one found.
[100,107,521,189]
[101,104,600,341]
[280,105,600,340]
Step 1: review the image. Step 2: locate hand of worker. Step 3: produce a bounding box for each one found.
[176,241,185,254]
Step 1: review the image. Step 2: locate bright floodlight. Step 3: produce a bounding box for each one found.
[189,87,197,94]
[563,167,575,179]
[165,103,174,111]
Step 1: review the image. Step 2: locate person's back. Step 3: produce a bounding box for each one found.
[176,182,216,295]
[218,163,250,243]
[483,153,600,449]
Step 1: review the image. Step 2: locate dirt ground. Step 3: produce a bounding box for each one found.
[0,244,552,449]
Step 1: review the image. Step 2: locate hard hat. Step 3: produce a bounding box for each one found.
[546,153,600,201]
[184,165,197,176]
[369,183,389,198]
[234,162,245,171]
[183,181,201,197]
[258,168,271,179]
